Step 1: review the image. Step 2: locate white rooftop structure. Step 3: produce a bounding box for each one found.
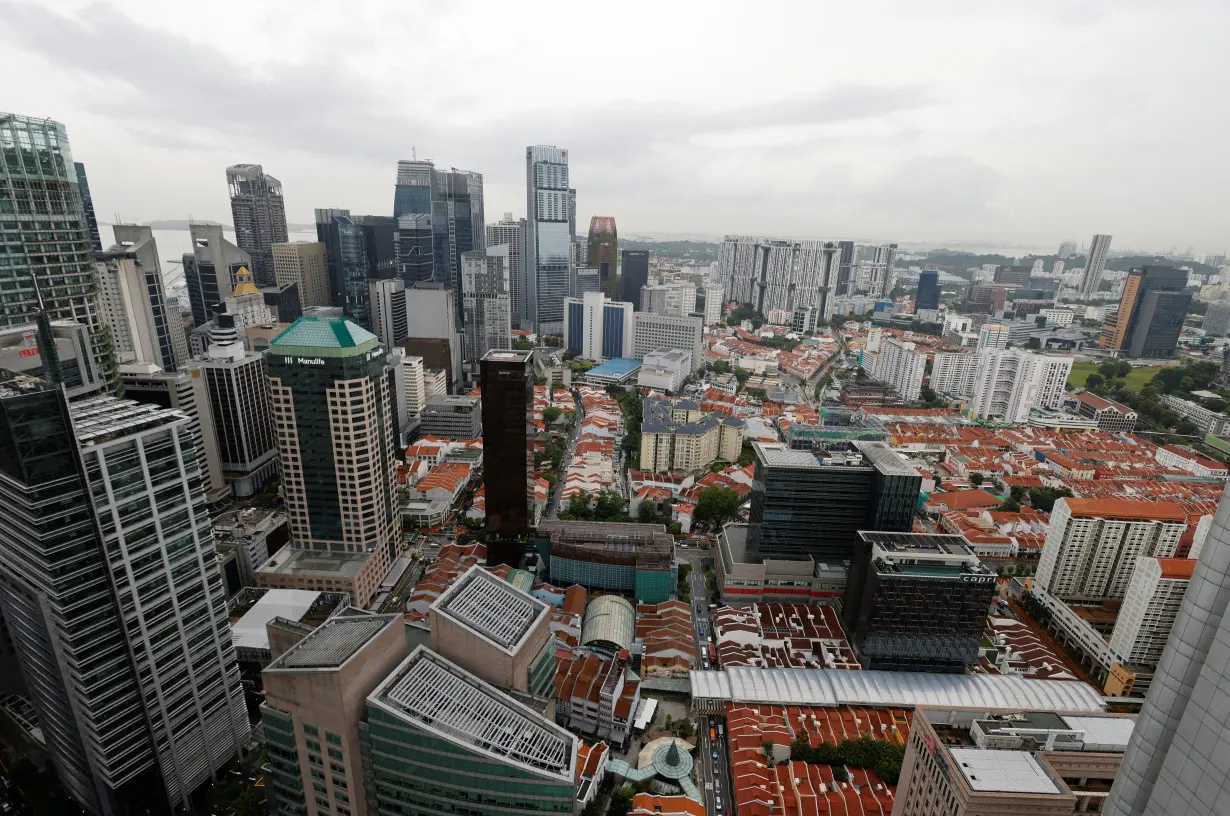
[1058,715,1136,751]
[272,614,398,670]
[690,667,1107,712]
[231,589,320,651]
[431,565,549,652]
[949,748,1060,794]
[372,646,577,782]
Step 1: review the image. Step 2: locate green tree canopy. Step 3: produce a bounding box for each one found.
[696,486,741,526]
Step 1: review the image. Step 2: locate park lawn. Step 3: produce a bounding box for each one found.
[1067,362,1164,392]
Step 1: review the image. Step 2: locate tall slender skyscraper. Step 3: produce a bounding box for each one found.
[183,222,252,327]
[391,160,485,307]
[0,375,250,815]
[461,249,512,363]
[526,146,572,335]
[314,207,350,306]
[96,224,189,371]
[1106,487,1230,816]
[1,113,115,390]
[620,249,650,308]
[227,164,288,286]
[480,349,534,564]
[587,216,618,297]
[331,215,372,328]
[1080,233,1113,298]
[486,213,527,328]
[73,161,102,254]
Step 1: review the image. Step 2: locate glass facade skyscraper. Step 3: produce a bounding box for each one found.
[915,269,940,311]
[73,160,102,253]
[619,249,649,308]
[479,349,534,564]
[331,215,372,328]
[525,146,572,336]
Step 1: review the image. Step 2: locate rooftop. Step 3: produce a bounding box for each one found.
[1061,498,1189,523]
[432,565,548,652]
[480,349,533,362]
[949,748,1060,795]
[268,614,397,670]
[585,357,643,379]
[373,646,576,782]
[855,440,922,477]
[257,546,373,579]
[231,589,320,651]
[1155,557,1197,580]
[70,395,182,446]
[270,315,379,355]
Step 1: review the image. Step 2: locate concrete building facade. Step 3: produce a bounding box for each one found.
[273,241,331,308]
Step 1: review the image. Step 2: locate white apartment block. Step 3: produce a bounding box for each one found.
[863,336,925,401]
[1035,499,1187,602]
[976,323,1011,352]
[970,349,1072,423]
[631,312,703,372]
[703,283,724,324]
[1108,556,1195,668]
[931,352,979,398]
[1040,308,1075,327]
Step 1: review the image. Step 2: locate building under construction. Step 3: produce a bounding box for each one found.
[538,520,675,603]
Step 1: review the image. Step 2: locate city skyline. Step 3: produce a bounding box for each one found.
[1,1,1227,252]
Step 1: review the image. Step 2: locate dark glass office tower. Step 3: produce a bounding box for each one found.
[836,240,856,297]
[73,161,102,254]
[352,214,396,279]
[432,169,485,298]
[331,215,372,329]
[619,249,649,308]
[480,348,534,565]
[915,269,940,311]
[1101,266,1192,359]
[843,532,995,672]
[314,207,350,306]
[992,264,1031,287]
[747,441,922,563]
[587,216,618,297]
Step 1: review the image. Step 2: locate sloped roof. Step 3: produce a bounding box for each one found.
[271,315,378,351]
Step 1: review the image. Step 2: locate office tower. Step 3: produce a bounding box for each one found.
[862,336,925,401]
[587,216,619,297]
[0,319,104,399]
[747,441,922,562]
[964,283,1010,314]
[570,233,587,268]
[72,161,102,253]
[930,352,979,397]
[267,316,398,594]
[368,278,408,351]
[366,646,578,816]
[976,323,1011,352]
[1058,239,1079,258]
[226,163,288,285]
[570,265,600,296]
[351,214,396,279]
[915,269,940,311]
[1108,556,1194,670]
[525,145,572,335]
[260,282,301,323]
[392,160,484,297]
[0,113,115,388]
[401,353,426,425]
[96,224,189,371]
[404,282,461,388]
[1035,499,1186,602]
[843,532,995,672]
[1202,301,1230,337]
[1079,233,1113,298]
[970,349,1073,423]
[564,291,633,361]
[187,317,279,497]
[487,213,527,328]
[392,161,436,287]
[324,215,370,328]
[620,249,650,307]
[314,207,350,305]
[631,312,703,372]
[120,363,230,504]
[1105,490,1230,816]
[993,264,1032,287]
[461,249,512,363]
[0,378,250,815]
[183,222,252,326]
[1100,266,1193,359]
[479,348,534,562]
[261,614,407,816]
[273,241,330,308]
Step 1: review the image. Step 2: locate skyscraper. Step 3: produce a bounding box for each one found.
[1079,233,1113,298]
[391,160,484,302]
[587,216,618,297]
[1106,489,1230,816]
[183,222,252,327]
[526,146,572,335]
[351,214,396,280]
[480,348,535,563]
[487,213,527,329]
[314,206,350,306]
[368,278,409,350]
[392,161,435,287]
[0,376,250,815]
[0,113,115,389]
[73,161,102,254]
[97,224,189,371]
[273,241,331,308]
[715,236,837,312]
[226,163,288,286]
[267,316,399,599]
[970,349,1073,423]
[461,249,512,363]
[1100,266,1191,359]
[404,282,462,388]
[915,269,940,311]
[331,215,372,328]
[564,291,633,361]
[619,249,650,308]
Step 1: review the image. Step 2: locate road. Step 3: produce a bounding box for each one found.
[686,556,733,816]
[546,389,584,520]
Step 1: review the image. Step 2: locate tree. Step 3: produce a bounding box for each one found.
[607,785,635,816]
[1208,398,1227,413]
[920,386,938,404]
[1085,373,1105,389]
[696,487,741,526]
[676,719,694,738]
[734,368,751,388]
[638,501,656,523]
[998,500,1021,512]
[232,788,267,816]
[1028,486,1074,513]
[543,406,562,424]
[512,338,534,350]
[1009,484,1027,502]
[969,472,984,486]
[1117,361,1132,377]
[711,359,730,374]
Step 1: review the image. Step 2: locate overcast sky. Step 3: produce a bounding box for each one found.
[2,0,1227,253]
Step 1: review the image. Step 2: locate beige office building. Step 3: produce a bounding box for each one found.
[273,242,331,308]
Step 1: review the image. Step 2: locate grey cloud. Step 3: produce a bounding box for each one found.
[863,156,1000,222]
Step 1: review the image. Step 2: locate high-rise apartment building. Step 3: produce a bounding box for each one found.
[930,351,978,397]
[525,145,572,335]
[970,349,1072,423]
[915,269,940,311]
[1079,233,1113,298]
[1202,301,1230,337]
[620,249,650,307]
[1105,491,1230,816]
[1100,266,1191,359]
[0,378,250,815]
[461,249,512,363]
[273,241,330,308]
[479,349,535,562]
[564,291,633,361]
[226,163,288,286]
[96,224,189,371]
[702,283,724,324]
[844,532,996,672]
[487,213,527,328]
[0,113,114,388]
[1108,556,1195,670]
[73,161,102,253]
[862,336,925,401]
[631,312,703,372]
[747,441,922,562]
[266,316,398,605]
[1035,499,1187,601]
[183,222,253,327]
[368,278,408,351]
[587,216,618,297]
[716,236,840,313]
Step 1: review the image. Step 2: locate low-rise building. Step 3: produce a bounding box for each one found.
[639,396,744,472]
[1154,443,1229,478]
[413,461,472,503]
[539,521,677,603]
[636,348,692,392]
[1159,393,1230,435]
[553,650,641,745]
[418,394,482,439]
[1073,391,1138,432]
[254,545,385,608]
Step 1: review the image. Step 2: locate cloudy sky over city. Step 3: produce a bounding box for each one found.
[2,0,1227,252]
